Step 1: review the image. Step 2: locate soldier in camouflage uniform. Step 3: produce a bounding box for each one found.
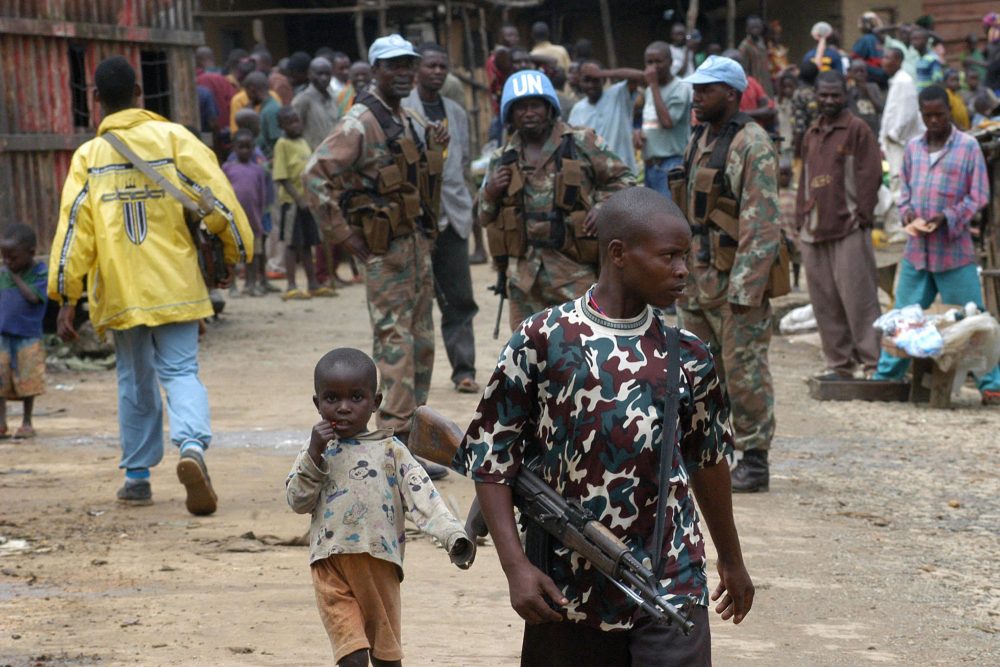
[455,188,753,665]
[480,70,634,330]
[675,56,782,493]
[304,35,450,477]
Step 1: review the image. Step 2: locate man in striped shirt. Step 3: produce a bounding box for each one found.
[873,85,1000,404]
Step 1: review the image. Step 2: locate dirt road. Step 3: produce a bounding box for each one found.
[2,262,998,666]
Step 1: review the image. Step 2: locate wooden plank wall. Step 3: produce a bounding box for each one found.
[923,0,992,65]
[0,0,203,253]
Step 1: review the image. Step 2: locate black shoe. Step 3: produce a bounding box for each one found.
[469,251,488,265]
[176,448,218,516]
[417,456,449,481]
[731,450,769,493]
[117,480,153,506]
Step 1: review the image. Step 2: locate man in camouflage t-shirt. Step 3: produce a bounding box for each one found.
[455,188,754,665]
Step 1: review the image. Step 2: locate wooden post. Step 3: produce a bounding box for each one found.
[727,0,736,49]
[443,0,453,57]
[377,0,387,36]
[477,5,492,154]
[355,8,367,63]
[460,6,482,155]
[598,0,617,68]
[985,149,1000,316]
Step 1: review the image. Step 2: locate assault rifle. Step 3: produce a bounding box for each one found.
[409,406,695,634]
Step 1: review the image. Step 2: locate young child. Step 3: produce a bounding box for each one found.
[778,158,802,290]
[222,129,270,295]
[286,347,474,667]
[454,188,753,665]
[272,106,333,300]
[229,109,279,294]
[0,224,48,439]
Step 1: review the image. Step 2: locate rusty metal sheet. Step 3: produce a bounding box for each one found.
[0,0,197,31]
[1,34,74,133]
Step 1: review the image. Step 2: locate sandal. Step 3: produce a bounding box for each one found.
[281,289,312,301]
[13,425,35,439]
[310,286,338,298]
[455,378,481,394]
[0,426,9,440]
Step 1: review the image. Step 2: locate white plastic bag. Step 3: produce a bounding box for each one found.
[779,304,817,334]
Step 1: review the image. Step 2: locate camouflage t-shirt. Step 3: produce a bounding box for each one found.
[454,296,734,630]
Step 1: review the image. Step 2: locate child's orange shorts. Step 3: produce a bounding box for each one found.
[311,553,403,663]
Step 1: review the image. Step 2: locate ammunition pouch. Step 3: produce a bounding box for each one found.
[688,163,743,272]
[340,189,402,255]
[525,211,565,249]
[352,92,442,245]
[566,210,598,265]
[766,232,792,298]
[668,166,688,218]
[422,147,444,222]
[708,195,740,273]
[682,111,755,273]
[486,155,527,259]
[489,205,527,259]
[487,132,596,268]
[555,158,583,211]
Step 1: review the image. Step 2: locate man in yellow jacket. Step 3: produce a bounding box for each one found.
[48,56,253,515]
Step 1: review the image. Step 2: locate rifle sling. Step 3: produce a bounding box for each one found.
[101,132,208,216]
[652,325,681,579]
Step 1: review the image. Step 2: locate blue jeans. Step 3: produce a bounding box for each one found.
[874,259,1000,391]
[113,321,212,470]
[643,156,683,200]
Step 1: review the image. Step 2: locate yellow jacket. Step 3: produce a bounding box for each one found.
[48,108,253,333]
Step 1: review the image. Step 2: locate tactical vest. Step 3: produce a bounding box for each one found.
[670,113,790,298]
[338,91,444,254]
[486,130,597,266]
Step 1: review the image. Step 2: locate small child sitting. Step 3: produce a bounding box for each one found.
[286,348,474,667]
[222,129,270,295]
[0,224,48,439]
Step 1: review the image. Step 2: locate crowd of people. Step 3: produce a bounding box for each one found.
[0,8,997,667]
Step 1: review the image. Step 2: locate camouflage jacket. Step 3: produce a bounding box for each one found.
[479,121,634,292]
[683,120,780,309]
[303,91,426,244]
[453,297,734,630]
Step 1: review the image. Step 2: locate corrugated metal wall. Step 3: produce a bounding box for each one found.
[0,0,203,252]
[0,0,198,32]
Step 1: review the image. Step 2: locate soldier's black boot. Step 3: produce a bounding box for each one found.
[731,450,769,493]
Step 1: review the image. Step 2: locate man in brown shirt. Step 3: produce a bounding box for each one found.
[797,70,883,379]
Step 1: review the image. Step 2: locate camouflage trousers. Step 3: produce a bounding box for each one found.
[677,302,775,452]
[364,234,434,435]
[508,261,596,331]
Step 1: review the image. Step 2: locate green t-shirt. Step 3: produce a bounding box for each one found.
[641,78,692,160]
[271,136,312,205]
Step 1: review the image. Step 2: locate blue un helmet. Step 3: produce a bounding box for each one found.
[500,70,561,124]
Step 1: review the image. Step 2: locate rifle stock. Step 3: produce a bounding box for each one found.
[408,407,695,634]
[410,406,464,467]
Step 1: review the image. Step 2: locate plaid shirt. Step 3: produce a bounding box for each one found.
[900,128,988,272]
